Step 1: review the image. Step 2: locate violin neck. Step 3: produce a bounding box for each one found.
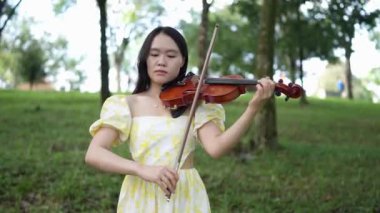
[205,78,258,85]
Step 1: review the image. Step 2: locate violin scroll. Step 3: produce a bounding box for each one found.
[274,79,304,101]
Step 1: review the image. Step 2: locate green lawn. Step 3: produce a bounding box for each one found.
[0,90,379,212]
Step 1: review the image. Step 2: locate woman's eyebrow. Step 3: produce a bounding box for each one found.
[150,48,179,54]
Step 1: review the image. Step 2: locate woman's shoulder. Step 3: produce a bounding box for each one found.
[196,101,224,113]
[105,94,133,103]
[124,92,155,107]
[102,94,130,109]
[106,94,128,101]
[195,101,225,121]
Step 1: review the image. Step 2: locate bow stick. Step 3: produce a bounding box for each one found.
[166,24,219,201]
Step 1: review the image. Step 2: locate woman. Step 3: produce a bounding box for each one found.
[85,26,275,212]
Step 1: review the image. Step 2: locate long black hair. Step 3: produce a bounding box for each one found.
[132,26,188,94]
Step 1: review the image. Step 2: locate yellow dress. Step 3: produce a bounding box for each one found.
[89,95,225,213]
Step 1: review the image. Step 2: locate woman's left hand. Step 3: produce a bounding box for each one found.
[249,77,275,109]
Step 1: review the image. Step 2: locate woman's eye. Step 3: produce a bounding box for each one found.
[167,55,176,58]
[150,53,159,57]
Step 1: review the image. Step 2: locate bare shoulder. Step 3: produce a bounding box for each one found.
[126,93,142,106]
[126,92,170,117]
[125,93,136,103]
[126,93,144,116]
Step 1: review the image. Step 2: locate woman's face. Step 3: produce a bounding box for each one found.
[147,33,184,86]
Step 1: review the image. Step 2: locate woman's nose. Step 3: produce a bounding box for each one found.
[157,55,166,66]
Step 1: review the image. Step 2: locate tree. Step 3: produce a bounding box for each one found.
[368,68,380,85]
[197,0,213,73]
[108,0,164,92]
[99,0,164,99]
[180,3,260,77]
[17,38,46,89]
[310,0,380,100]
[252,0,278,151]
[113,37,128,92]
[0,42,18,86]
[277,0,311,105]
[1,14,83,89]
[0,0,22,41]
[1,19,47,89]
[44,36,84,91]
[95,0,111,103]
[53,0,164,99]
[0,1,20,86]
[53,0,110,102]
[276,0,339,105]
[370,29,380,50]
[179,1,268,153]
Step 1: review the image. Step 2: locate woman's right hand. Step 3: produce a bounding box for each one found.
[137,164,179,196]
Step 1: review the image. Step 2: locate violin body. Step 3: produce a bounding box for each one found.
[160,74,247,108]
[202,80,246,104]
[159,74,304,109]
[159,74,198,108]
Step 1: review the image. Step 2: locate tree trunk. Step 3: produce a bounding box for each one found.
[289,57,296,83]
[114,37,129,93]
[29,81,33,90]
[251,0,278,151]
[115,63,121,92]
[296,0,308,105]
[345,50,353,99]
[97,0,111,104]
[197,0,212,74]
[298,46,308,105]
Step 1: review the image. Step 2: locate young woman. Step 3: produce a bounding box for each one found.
[85,26,275,212]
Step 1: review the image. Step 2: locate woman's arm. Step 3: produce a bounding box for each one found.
[197,77,275,159]
[85,127,179,195]
[85,127,140,175]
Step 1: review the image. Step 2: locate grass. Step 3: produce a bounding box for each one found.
[0,90,379,212]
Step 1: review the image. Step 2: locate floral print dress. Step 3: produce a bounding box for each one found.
[89,95,225,213]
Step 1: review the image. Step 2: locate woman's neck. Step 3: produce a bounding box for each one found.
[145,83,162,98]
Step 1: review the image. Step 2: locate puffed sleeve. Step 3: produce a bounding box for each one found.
[193,102,225,140]
[89,95,132,146]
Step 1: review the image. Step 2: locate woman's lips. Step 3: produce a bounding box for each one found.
[154,70,168,75]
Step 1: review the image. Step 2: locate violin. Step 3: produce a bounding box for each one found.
[159,73,304,109]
